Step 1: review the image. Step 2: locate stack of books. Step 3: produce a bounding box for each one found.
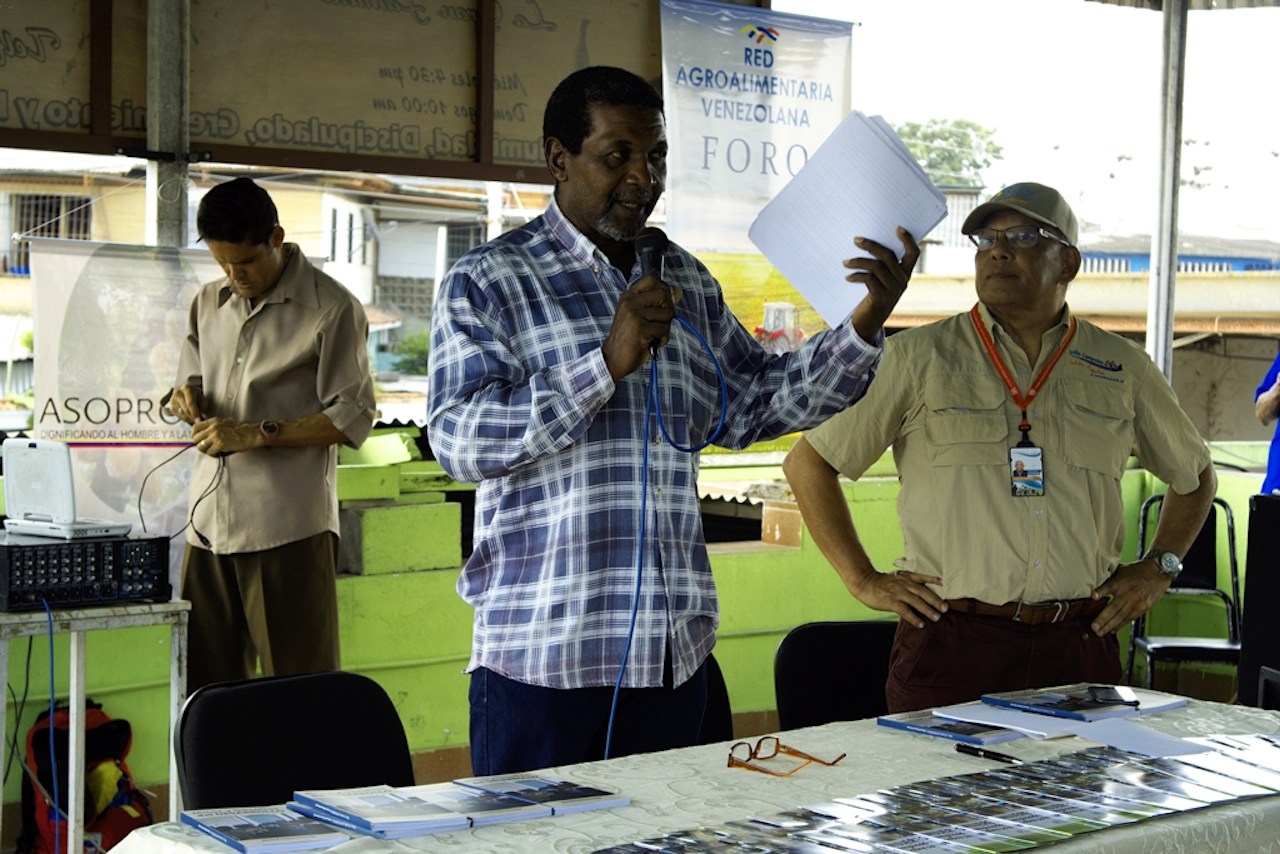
[181,774,628,850]
[288,785,473,839]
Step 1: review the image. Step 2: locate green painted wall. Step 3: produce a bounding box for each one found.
[2,461,1266,805]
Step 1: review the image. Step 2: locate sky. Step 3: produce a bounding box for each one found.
[773,0,1280,242]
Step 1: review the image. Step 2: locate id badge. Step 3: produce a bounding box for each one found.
[1010,445,1045,497]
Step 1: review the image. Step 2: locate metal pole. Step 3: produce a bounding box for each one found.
[1146,0,1188,381]
[146,0,190,248]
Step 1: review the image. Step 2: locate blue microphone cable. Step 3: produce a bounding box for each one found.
[604,315,728,759]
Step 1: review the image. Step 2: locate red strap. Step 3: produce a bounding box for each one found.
[969,304,1076,433]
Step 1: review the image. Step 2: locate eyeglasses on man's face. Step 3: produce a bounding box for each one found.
[726,735,846,777]
[968,226,1071,252]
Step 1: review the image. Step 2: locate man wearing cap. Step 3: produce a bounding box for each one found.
[783,182,1216,712]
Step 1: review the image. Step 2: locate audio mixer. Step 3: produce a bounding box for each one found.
[0,534,170,612]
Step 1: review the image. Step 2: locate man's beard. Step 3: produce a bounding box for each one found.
[593,191,656,242]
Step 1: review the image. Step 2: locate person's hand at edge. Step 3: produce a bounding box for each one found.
[846,568,947,630]
[1089,559,1172,636]
[846,226,919,343]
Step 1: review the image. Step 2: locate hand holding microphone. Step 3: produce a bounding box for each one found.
[603,227,681,381]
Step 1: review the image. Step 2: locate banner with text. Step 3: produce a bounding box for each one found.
[660,0,853,253]
[30,240,221,579]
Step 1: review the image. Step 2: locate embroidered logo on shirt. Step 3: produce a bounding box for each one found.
[1069,349,1127,384]
[1070,350,1123,371]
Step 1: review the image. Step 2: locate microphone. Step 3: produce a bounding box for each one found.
[635,226,668,279]
[635,227,669,356]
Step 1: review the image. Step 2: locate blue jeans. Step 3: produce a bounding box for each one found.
[468,659,709,775]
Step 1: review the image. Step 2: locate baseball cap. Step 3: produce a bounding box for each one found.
[961,182,1078,246]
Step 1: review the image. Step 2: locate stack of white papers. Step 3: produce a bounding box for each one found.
[748,110,947,329]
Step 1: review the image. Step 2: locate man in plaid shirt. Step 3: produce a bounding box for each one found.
[427,66,916,774]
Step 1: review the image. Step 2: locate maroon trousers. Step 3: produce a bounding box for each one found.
[885,610,1122,713]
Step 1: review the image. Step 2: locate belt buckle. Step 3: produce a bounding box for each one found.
[1050,600,1067,624]
[1012,601,1024,623]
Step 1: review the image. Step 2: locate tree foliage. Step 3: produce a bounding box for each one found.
[895,119,1003,188]
[392,331,431,375]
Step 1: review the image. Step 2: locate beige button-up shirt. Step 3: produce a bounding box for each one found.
[175,246,377,554]
[806,304,1210,605]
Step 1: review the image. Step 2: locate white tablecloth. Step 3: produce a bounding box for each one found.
[118,698,1280,853]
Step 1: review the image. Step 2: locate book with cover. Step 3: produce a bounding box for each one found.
[877,709,1024,745]
[290,784,470,837]
[980,683,1188,722]
[452,773,629,814]
[179,806,349,853]
[399,782,553,826]
[285,800,456,841]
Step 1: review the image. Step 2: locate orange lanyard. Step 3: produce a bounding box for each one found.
[968,304,1076,439]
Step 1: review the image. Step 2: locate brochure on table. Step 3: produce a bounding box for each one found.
[592,737,1280,854]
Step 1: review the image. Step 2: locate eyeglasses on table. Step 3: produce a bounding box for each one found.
[727,735,846,777]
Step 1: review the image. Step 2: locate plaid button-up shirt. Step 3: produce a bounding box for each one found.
[427,199,883,689]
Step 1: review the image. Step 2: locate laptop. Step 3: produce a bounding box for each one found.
[2,439,133,539]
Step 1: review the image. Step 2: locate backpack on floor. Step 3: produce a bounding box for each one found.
[16,699,152,853]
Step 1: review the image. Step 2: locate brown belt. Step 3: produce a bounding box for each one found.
[945,597,1107,626]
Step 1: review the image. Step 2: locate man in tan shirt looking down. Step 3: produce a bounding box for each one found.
[166,177,378,690]
[783,182,1216,713]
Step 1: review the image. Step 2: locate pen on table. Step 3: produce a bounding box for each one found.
[954,743,1023,764]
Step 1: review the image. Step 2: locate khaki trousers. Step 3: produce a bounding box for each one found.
[181,531,341,691]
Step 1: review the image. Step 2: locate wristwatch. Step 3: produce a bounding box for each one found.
[1142,548,1182,580]
[259,420,280,448]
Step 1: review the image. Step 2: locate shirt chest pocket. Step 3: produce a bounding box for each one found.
[1058,378,1135,478]
[923,376,1010,467]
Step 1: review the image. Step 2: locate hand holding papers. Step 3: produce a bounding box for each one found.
[748,111,947,329]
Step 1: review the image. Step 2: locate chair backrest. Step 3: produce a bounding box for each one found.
[774,620,897,730]
[175,670,415,809]
[1259,666,1280,711]
[1135,494,1241,638]
[697,653,734,744]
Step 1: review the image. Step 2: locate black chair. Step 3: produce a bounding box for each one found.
[174,670,415,809]
[1125,495,1241,689]
[1259,666,1280,711]
[774,620,897,730]
[697,653,734,744]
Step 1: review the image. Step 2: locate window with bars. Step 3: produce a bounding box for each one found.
[445,223,485,269]
[7,194,93,275]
